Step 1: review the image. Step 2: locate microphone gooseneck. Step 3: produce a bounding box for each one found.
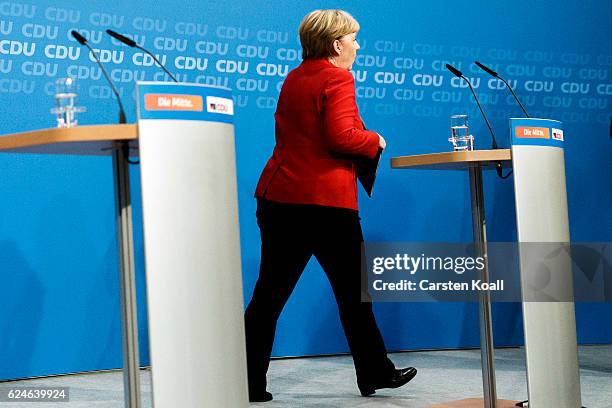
[474,60,530,118]
[71,30,127,124]
[106,29,178,83]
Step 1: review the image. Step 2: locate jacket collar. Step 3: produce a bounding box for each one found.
[301,58,336,69]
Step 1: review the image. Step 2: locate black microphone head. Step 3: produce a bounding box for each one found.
[445,64,463,78]
[475,61,498,77]
[71,30,88,46]
[106,29,137,47]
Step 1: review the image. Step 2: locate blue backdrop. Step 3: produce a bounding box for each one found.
[0,0,610,379]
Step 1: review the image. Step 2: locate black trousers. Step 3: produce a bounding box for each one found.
[244,199,394,392]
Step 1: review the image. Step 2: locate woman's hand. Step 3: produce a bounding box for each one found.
[378,134,386,150]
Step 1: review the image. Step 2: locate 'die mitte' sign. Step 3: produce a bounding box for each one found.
[144,94,203,111]
[516,126,550,139]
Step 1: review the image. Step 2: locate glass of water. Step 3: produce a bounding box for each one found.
[51,77,85,128]
[449,114,473,151]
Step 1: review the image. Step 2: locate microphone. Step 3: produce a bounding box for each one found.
[474,61,530,117]
[106,29,178,83]
[474,60,498,77]
[71,30,87,46]
[445,63,498,149]
[71,30,126,124]
[105,30,136,47]
[446,64,463,78]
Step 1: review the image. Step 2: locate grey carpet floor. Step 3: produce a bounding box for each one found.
[1,346,610,407]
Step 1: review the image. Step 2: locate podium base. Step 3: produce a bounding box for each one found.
[426,398,519,407]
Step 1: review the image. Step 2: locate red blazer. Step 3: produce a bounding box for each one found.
[255,59,380,211]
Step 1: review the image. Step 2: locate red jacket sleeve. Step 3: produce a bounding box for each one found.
[322,69,380,158]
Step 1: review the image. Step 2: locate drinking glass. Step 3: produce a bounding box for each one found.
[51,78,85,128]
[449,114,473,151]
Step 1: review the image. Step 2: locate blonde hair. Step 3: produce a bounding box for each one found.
[298,9,360,59]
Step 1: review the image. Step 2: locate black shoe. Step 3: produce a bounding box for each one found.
[249,390,273,403]
[359,367,417,397]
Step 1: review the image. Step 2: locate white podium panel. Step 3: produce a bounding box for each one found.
[137,82,248,408]
[510,118,582,408]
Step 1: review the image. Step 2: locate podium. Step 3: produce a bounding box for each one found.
[0,83,249,408]
[392,150,512,408]
[391,117,582,408]
[136,82,248,408]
